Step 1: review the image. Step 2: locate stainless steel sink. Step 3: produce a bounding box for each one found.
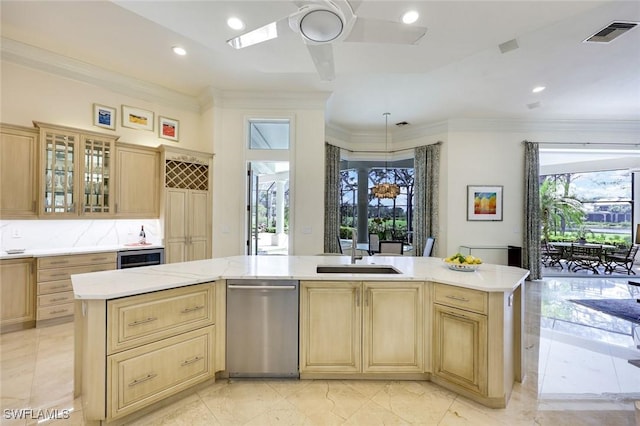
[316,265,401,274]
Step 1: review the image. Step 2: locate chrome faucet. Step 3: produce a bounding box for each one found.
[351,229,361,264]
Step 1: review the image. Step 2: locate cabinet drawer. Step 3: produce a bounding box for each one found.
[38,279,73,295]
[107,283,215,354]
[107,326,214,420]
[37,263,115,283]
[37,302,74,320]
[38,291,74,307]
[37,252,116,269]
[433,283,487,315]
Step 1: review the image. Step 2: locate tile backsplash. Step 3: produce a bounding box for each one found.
[0,219,162,251]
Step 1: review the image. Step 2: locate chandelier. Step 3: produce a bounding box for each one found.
[371,112,400,199]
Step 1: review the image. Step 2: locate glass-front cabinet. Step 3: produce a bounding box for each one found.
[37,123,117,217]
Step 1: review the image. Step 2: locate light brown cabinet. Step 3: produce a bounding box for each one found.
[78,282,217,422]
[35,122,117,217]
[300,281,424,375]
[0,124,38,218]
[0,258,35,332]
[162,147,212,263]
[115,143,160,217]
[36,252,115,324]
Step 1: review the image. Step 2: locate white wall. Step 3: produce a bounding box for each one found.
[1,61,206,152]
[211,94,328,257]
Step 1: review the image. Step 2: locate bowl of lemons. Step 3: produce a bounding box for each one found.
[443,253,482,272]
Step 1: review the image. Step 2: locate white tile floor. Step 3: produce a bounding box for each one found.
[1,276,639,425]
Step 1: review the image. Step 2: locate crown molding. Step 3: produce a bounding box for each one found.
[214,90,331,110]
[1,37,201,113]
[448,118,640,134]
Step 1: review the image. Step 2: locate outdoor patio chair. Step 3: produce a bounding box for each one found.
[378,240,404,255]
[541,242,563,268]
[568,243,603,274]
[604,244,639,275]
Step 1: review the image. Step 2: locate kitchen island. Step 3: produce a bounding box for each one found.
[72,255,529,424]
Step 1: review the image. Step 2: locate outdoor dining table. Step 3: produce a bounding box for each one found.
[547,242,617,273]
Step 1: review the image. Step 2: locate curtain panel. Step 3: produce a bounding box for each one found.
[523,141,541,280]
[324,143,341,253]
[413,143,442,256]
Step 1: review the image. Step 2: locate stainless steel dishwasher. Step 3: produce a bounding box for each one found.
[226,279,299,378]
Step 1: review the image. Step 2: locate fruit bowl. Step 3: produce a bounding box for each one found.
[443,253,482,272]
[445,262,480,272]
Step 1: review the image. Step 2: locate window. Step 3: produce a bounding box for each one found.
[248,120,289,150]
[339,158,415,243]
[540,169,633,245]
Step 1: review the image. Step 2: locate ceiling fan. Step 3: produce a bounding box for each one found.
[226,0,427,81]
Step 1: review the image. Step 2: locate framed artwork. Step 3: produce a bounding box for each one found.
[122,105,154,131]
[93,104,116,130]
[158,116,179,142]
[467,185,503,221]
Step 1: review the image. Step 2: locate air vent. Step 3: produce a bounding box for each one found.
[584,21,637,43]
[526,101,541,110]
[498,38,519,54]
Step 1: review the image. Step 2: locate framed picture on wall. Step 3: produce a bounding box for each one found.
[93,104,116,130]
[122,105,154,131]
[467,185,503,221]
[158,116,179,142]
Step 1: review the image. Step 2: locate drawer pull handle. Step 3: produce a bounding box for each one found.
[445,295,470,302]
[128,317,157,327]
[50,297,69,302]
[49,285,69,290]
[50,309,69,315]
[128,373,157,387]
[48,273,68,278]
[49,261,69,265]
[181,305,204,314]
[180,356,203,366]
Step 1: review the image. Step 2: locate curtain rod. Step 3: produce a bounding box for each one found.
[337,141,443,154]
[523,140,640,147]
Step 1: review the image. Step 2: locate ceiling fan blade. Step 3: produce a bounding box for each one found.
[306,43,335,81]
[345,17,427,44]
[227,16,289,49]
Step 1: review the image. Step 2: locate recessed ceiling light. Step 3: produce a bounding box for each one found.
[532,86,546,93]
[172,46,187,56]
[402,11,419,24]
[227,17,245,30]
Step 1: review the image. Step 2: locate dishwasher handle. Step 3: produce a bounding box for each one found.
[227,284,297,290]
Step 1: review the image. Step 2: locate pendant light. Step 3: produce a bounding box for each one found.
[371,112,400,199]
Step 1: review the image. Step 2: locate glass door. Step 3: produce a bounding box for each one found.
[246,161,290,255]
[43,130,77,215]
[82,136,113,214]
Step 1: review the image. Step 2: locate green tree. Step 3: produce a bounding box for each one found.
[540,178,584,242]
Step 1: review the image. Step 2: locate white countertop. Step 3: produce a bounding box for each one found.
[71,255,530,300]
[0,243,164,260]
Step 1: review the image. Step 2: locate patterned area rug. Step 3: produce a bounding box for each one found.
[570,298,640,325]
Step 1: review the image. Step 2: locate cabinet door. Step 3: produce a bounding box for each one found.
[363,282,423,373]
[80,135,114,215]
[0,259,35,327]
[165,189,187,264]
[300,282,361,373]
[41,127,79,216]
[0,126,37,217]
[433,304,487,394]
[187,190,210,261]
[115,146,159,217]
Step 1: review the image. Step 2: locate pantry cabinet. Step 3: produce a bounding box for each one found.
[300,281,424,375]
[0,258,35,332]
[0,124,38,218]
[114,143,160,217]
[161,147,212,263]
[35,122,117,217]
